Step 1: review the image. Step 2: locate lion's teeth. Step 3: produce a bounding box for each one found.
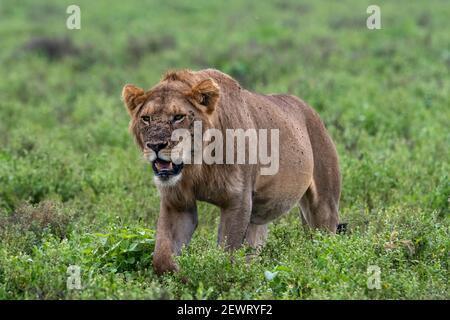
[155,160,173,171]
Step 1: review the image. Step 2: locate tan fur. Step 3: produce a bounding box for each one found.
[122,69,341,275]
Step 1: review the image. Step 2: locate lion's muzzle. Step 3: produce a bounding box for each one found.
[144,140,185,185]
[152,158,183,179]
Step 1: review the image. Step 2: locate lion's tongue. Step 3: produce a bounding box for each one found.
[155,160,172,171]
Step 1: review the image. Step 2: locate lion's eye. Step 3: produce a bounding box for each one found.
[173,114,185,123]
[141,116,150,123]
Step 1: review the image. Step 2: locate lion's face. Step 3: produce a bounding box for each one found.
[122,74,220,187]
[136,95,199,186]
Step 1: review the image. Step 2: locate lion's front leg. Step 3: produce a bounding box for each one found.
[153,202,198,275]
[217,191,252,250]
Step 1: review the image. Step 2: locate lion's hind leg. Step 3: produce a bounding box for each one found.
[298,107,341,233]
[299,179,340,233]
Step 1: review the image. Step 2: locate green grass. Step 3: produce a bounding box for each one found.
[0,0,449,299]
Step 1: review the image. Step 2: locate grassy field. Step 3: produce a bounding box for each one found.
[0,0,449,299]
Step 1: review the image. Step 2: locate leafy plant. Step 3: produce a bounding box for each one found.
[81,226,155,273]
[264,266,297,298]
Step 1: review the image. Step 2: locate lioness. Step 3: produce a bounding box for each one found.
[122,69,341,275]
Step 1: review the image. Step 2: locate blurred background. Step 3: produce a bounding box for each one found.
[0,0,448,299]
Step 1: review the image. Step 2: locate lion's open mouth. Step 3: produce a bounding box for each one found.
[151,158,183,178]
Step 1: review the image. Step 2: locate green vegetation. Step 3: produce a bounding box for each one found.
[0,0,449,299]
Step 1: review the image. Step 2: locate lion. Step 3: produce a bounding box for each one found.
[122,69,341,275]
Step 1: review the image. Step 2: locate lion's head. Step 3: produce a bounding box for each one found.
[122,70,220,187]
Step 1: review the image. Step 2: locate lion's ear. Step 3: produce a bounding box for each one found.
[189,78,220,114]
[122,84,146,116]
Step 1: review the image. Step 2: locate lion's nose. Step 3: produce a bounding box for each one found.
[146,142,168,153]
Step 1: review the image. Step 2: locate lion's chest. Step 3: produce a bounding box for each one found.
[194,187,231,208]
